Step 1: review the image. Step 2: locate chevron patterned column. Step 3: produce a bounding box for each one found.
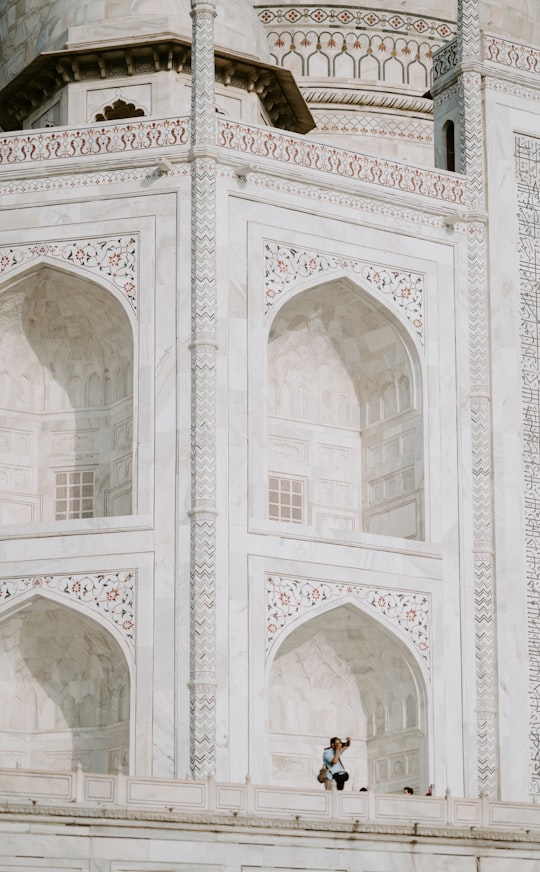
[457,0,499,797]
[189,0,218,779]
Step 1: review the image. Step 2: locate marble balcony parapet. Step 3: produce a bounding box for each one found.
[0,767,540,837]
[0,115,467,205]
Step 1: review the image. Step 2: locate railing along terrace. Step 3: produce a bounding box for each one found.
[0,116,467,205]
[0,767,539,834]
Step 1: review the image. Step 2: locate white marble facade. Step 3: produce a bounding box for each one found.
[0,0,540,869]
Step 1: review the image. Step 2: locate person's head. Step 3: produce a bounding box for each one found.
[403,786,414,795]
[330,737,341,747]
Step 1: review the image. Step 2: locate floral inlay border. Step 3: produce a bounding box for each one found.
[264,240,424,342]
[0,236,138,313]
[266,574,430,669]
[0,571,135,652]
[256,6,455,39]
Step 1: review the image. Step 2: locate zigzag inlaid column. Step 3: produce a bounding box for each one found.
[458,0,499,797]
[189,0,218,779]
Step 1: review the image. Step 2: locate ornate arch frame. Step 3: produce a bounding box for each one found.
[249,568,433,787]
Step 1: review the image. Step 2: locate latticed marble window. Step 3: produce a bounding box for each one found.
[55,470,94,520]
[268,475,303,523]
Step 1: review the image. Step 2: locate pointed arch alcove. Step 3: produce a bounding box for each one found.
[0,263,134,524]
[267,602,429,793]
[266,277,424,539]
[0,595,131,772]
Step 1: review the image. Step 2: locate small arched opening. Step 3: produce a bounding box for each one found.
[268,602,429,793]
[443,120,456,172]
[95,99,145,122]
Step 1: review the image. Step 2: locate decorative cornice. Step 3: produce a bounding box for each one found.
[0,571,135,651]
[0,236,138,312]
[4,798,540,844]
[0,38,313,135]
[0,161,463,231]
[311,110,432,143]
[0,165,189,194]
[485,77,540,103]
[302,87,433,115]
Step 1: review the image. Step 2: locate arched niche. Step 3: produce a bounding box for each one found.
[266,278,424,539]
[0,264,134,524]
[0,596,130,772]
[268,603,428,792]
[95,99,145,122]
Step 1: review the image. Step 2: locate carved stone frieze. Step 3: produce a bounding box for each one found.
[0,165,190,195]
[258,5,454,94]
[302,88,433,115]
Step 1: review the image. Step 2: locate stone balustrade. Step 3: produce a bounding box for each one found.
[0,116,467,204]
[0,767,539,835]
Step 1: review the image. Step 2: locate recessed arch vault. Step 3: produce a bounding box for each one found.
[265,275,424,539]
[267,601,429,793]
[0,262,134,524]
[0,594,131,773]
